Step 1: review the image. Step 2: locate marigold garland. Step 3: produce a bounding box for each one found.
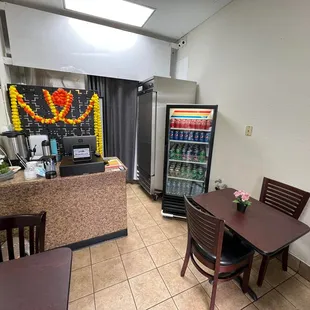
[9,85,103,155]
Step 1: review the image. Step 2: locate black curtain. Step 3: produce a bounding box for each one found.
[87,75,138,181]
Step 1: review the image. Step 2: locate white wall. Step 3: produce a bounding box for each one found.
[177,0,310,265]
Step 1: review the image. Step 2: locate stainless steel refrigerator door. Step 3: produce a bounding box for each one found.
[137,91,157,194]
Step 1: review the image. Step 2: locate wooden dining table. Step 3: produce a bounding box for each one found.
[193,188,310,298]
[0,247,72,310]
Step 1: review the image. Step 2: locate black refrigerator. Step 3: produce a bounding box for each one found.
[162,105,218,218]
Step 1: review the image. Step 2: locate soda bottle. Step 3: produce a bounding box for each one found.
[186,164,192,179]
[197,120,203,129]
[199,132,205,142]
[176,181,181,196]
[179,131,184,140]
[169,163,175,176]
[184,131,189,141]
[175,119,180,129]
[171,180,176,195]
[175,145,181,160]
[206,120,212,129]
[166,180,171,194]
[170,118,175,128]
[197,166,204,180]
[179,119,185,129]
[199,147,206,162]
[193,146,199,162]
[184,119,190,129]
[204,133,210,143]
[174,130,179,140]
[192,165,197,180]
[180,164,186,178]
[182,145,187,160]
[186,146,193,161]
[194,131,199,141]
[194,120,199,129]
[170,130,174,140]
[188,131,194,141]
[169,145,175,159]
[185,182,191,195]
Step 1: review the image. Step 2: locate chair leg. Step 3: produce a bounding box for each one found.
[282,247,289,272]
[242,255,253,293]
[180,234,191,277]
[210,275,218,310]
[257,256,270,287]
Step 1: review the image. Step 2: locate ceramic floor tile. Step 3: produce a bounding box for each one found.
[92,256,127,292]
[127,187,136,198]
[202,280,251,310]
[254,289,296,310]
[149,298,177,310]
[187,258,213,283]
[245,269,273,301]
[252,256,295,287]
[177,220,188,232]
[128,203,148,217]
[147,240,180,267]
[127,196,143,207]
[295,273,310,289]
[116,231,145,254]
[276,276,310,310]
[129,269,170,310]
[144,203,169,225]
[68,294,95,310]
[158,259,198,296]
[173,285,214,310]
[127,216,137,233]
[72,247,91,271]
[90,240,120,264]
[159,220,186,239]
[139,225,167,246]
[69,266,93,302]
[131,211,157,230]
[122,247,156,278]
[169,234,188,258]
[95,281,136,310]
[243,305,258,310]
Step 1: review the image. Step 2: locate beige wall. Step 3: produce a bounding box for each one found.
[177,0,310,265]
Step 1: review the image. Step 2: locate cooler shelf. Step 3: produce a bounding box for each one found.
[172,128,212,132]
[169,159,207,165]
[170,140,209,145]
[168,176,205,183]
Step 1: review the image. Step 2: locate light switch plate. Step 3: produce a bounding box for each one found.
[245,126,253,136]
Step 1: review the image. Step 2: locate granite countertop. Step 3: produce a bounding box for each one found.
[0,157,126,188]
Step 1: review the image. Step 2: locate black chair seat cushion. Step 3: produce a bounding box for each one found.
[193,231,254,266]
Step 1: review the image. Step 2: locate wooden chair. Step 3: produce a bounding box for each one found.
[0,212,46,262]
[257,177,310,286]
[181,196,254,310]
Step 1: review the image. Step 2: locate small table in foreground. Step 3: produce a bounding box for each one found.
[193,188,310,299]
[0,248,72,310]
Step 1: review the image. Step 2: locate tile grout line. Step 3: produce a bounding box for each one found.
[119,251,138,310]
[89,246,97,310]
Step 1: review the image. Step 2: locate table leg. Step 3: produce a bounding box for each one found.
[234,276,258,301]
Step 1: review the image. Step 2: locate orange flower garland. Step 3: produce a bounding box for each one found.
[9,86,103,155]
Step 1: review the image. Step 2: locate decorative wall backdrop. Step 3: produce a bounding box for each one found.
[8,84,95,154]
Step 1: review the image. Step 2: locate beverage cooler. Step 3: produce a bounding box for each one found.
[162,105,218,218]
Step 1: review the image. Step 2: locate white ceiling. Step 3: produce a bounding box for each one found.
[3,0,233,40]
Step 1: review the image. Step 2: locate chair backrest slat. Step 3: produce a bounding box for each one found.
[0,212,46,263]
[18,228,26,258]
[29,226,35,255]
[260,178,310,219]
[184,196,224,258]
[6,229,15,260]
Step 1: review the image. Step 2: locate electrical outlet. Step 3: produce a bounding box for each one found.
[245,126,253,136]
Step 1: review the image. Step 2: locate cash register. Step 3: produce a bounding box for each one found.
[59,135,105,177]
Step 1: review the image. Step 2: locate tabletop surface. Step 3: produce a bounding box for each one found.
[193,188,310,255]
[0,248,72,310]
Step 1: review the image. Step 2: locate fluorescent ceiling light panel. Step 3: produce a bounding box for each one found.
[64,0,154,27]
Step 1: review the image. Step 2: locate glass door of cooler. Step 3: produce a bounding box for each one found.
[164,107,215,197]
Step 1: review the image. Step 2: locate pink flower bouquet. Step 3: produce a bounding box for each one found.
[233,190,252,207]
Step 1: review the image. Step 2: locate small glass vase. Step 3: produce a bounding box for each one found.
[237,203,248,213]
